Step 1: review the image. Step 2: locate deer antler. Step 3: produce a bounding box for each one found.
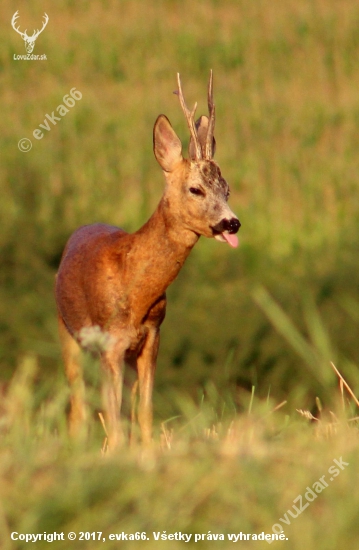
[32,13,49,39]
[176,73,203,161]
[205,70,216,160]
[11,11,26,38]
[11,11,49,40]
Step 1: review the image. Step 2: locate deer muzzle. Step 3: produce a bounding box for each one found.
[212,217,241,248]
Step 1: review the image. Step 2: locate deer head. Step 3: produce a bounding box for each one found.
[11,11,49,54]
[153,71,240,248]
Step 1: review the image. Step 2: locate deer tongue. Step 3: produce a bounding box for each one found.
[222,231,239,248]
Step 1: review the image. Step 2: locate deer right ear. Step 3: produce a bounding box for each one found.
[153,115,183,172]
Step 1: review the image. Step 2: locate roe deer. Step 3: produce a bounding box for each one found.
[55,71,240,448]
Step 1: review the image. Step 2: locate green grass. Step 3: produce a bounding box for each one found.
[1,0,359,547]
[1,360,359,550]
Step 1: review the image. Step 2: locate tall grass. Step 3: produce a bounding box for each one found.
[0,358,359,550]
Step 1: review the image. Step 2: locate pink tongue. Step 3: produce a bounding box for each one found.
[223,231,238,248]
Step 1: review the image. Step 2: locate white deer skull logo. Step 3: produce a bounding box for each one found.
[11,11,49,54]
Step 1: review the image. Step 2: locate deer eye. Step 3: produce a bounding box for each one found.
[189,187,204,196]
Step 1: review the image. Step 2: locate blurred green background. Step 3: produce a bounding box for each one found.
[2,2,359,549]
[1,0,359,408]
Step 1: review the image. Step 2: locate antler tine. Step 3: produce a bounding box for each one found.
[11,11,25,37]
[205,69,216,160]
[11,10,19,26]
[33,13,49,38]
[42,13,49,28]
[176,73,202,161]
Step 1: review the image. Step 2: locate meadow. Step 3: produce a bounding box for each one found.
[1,0,359,547]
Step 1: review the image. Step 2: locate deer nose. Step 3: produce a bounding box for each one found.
[212,217,241,235]
[220,217,241,234]
[226,218,241,234]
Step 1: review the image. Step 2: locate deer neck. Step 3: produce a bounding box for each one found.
[121,196,199,325]
[136,195,199,280]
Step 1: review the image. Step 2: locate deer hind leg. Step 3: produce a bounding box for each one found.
[58,315,87,439]
[100,338,126,450]
[129,375,139,447]
[136,328,160,446]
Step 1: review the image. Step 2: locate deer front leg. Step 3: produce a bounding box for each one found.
[101,340,125,450]
[136,327,160,446]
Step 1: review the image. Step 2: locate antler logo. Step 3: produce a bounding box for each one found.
[11,10,49,54]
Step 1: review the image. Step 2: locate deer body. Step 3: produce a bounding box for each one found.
[56,73,240,447]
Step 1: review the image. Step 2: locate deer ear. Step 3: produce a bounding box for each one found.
[189,115,216,160]
[153,115,183,172]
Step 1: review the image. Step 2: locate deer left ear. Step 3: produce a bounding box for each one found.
[189,115,216,160]
[153,115,183,172]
